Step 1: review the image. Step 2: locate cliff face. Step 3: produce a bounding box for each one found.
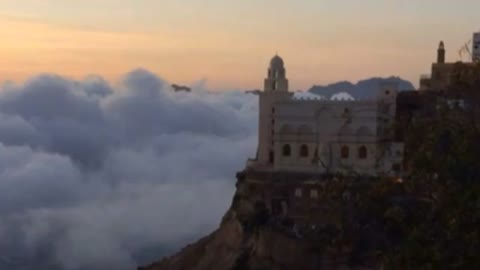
[138,207,329,270]
[138,213,244,270]
[139,167,480,270]
[138,171,405,270]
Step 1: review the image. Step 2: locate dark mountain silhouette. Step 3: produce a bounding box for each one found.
[308,76,415,100]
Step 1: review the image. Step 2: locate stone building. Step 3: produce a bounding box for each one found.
[249,55,404,176]
[420,31,480,91]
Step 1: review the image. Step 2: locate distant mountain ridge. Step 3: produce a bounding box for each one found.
[308,76,415,100]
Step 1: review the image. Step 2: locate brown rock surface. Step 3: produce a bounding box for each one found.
[138,172,384,270]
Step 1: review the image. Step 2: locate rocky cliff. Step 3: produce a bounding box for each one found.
[138,171,410,270]
[140,162,480,270]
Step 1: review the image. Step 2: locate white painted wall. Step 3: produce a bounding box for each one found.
[473,32,480,61]
[254,55,404,176]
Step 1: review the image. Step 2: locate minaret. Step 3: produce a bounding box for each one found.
[264,55,289,92]
[257,55,291,166]
[437,41,445,64]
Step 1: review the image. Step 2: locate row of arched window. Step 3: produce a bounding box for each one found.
[341,145,368,159]
[282,144,309,157]
[294,188,319,199]
[282,144,369,159]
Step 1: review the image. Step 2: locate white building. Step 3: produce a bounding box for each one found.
[473,31,480,62]
[249,55,404,176]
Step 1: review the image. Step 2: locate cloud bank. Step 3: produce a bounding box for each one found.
[0,70,258,270]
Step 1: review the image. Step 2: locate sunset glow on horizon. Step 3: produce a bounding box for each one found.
[1,0,479,90]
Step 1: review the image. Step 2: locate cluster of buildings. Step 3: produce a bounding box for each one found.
[238,31,480,228]
[247,31,480,179]
[420,32,480,91]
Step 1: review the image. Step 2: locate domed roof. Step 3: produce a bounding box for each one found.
[270,54,284,69]
[439,41,445,49]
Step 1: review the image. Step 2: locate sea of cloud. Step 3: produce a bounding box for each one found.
[0,69,258,270]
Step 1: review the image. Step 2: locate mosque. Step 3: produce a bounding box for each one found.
[247,31,480,177]
[248,55,404,177]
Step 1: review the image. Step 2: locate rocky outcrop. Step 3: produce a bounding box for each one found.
[171,84,191,92]
[137,171,408,270]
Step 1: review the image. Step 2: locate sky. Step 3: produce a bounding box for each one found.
[1,0,480,90]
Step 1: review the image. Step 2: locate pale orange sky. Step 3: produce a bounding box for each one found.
[1,1,479,90]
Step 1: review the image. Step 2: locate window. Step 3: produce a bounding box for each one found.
[294,188,302,198]
[341,145,349,159]
[393,163,402,172]
[358,146,368,159]
[310,189,319,199]
[300,144,309,157]
[282,144,291,157]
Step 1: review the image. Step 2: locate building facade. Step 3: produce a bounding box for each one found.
[250,55,404,176]
[420,31,480,91]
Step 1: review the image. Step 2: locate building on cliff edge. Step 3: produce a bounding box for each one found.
[247,55,404,177]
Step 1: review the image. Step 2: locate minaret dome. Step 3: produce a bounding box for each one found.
[439,41,445,50]
[264,54,289,92]
[270,55,284,69]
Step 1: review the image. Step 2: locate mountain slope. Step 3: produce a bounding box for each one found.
[308,77,415,100]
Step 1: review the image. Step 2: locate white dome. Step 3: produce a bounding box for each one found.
[331,92,355,101]
[293,92,325,100]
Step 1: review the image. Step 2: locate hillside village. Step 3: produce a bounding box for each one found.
[140,31,480,270]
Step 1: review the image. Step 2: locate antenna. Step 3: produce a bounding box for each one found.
[458,39,472,61]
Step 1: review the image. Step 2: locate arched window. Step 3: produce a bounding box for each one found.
[282,144,291,157]
[358,146,368,159]
[341,145,349,159]
[300,144,309,157]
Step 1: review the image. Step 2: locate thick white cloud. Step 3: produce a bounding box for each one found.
[0,69,258,270]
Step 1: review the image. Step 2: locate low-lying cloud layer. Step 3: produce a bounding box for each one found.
[0,70,258,270]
